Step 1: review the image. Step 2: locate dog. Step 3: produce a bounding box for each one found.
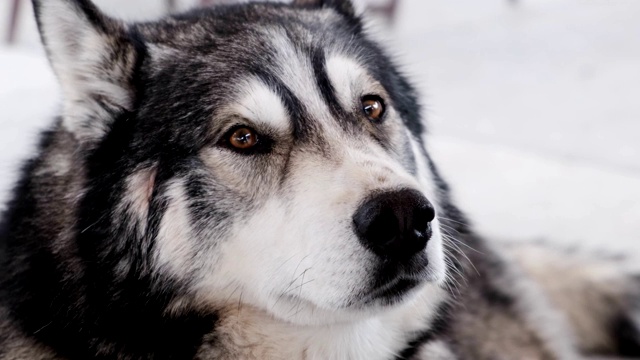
[1,0,639,359]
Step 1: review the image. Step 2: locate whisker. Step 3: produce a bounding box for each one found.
[441,233,480,276]
[437,216,468,227]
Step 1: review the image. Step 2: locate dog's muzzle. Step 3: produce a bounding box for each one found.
[353,188,435,261]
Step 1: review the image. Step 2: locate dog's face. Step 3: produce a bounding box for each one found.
[36,0,445,325]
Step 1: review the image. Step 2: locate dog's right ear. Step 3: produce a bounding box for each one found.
[32,0,138,143]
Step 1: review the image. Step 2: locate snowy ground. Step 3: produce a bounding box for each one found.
[1,0,639,253]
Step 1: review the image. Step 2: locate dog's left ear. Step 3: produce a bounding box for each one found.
[292,0,357,19]
[32,0,138,143]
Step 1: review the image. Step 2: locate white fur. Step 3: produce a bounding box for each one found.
[233,78,291,133]
[119,166,156,235]
[205,285,447,360]
[416,340,457,360]
[154,179,198,277]
[325,54,383,110]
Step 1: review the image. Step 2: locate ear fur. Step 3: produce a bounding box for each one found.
[32,0,138,142]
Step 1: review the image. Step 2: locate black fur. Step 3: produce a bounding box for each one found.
[311,48,349,123]
[613,314,640,356]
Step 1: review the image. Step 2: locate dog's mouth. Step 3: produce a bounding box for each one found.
[354,252,434,306]
[359,277,422,306]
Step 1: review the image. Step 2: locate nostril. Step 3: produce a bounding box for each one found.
[413,202,435,235]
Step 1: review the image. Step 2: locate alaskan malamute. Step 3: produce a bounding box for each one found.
[1,0,638,359]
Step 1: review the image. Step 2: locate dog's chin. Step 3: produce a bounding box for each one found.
[265,257,446,327]
[263,295,403,327]
[264,295,373,326]
[354,237,447,308]
[265,281,442,327]
[357,276,428,308]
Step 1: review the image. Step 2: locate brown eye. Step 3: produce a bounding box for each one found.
[361,95,385,122]
[229,127,258,149]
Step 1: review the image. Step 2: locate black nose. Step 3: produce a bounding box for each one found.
[353,189,435,260]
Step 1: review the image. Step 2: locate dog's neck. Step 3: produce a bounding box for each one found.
[200,285,448,360]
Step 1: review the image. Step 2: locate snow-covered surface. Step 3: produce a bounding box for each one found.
[1,0,638,253]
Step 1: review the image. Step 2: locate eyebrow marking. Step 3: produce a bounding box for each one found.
[325,54,372,104]
[249,65,314,141]
[234,77,290,133]
[311,48,348,121]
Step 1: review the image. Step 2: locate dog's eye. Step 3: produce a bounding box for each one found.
[228,127,259,150]
[218,126,273,155]
[361,95,385,122]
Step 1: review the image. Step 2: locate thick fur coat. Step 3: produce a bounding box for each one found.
[1,0,639,359]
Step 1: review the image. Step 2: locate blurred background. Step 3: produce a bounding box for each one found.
[1,0,639,252]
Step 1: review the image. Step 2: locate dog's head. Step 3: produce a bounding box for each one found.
[35,0,447,325]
